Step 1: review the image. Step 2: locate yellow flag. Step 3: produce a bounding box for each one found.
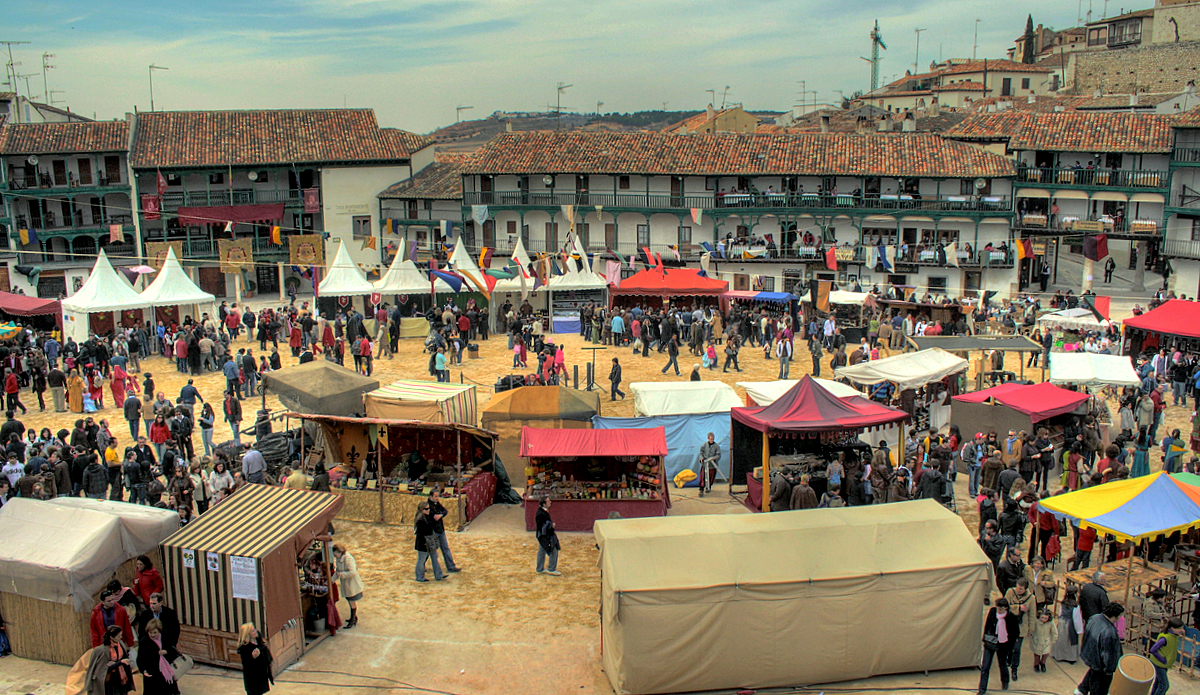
[270,226,281,245]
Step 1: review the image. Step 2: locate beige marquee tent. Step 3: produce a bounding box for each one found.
[593,500,993,695]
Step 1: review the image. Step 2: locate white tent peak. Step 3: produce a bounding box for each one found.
[318,240,375,296]
[140,247,217,308]
[61,249,149,313]
[374,252,454,294]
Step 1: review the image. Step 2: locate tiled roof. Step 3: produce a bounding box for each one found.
[378,161,465,200]
[944,112,1031,139]
[967,95,1088,113]
[382,128,433,156]
[130,109,416,168]
[466,131,1015,178]
[1008,113,1174,152]
[1174,107,1200,128]
[1076,92,1184,109]
[948,111,1173,151]
[942,60,1054,75]
[1087,8,1154,24]
[0,121,129,155]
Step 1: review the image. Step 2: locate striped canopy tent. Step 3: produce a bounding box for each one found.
[1040,471,1200,605]
[362,379,478,425]
[159,485,343,672]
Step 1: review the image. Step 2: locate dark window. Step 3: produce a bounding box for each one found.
[636,224,650,246]
[1105,153,1123,169]
[209,172,224,185]
[77,159,93,186]
[256,171,269,183]
[1021,78,1030,90]
[928,276,948,292]
[887,274,907,286]
[1001,78,1012,97]
[679,226,691,244]
[352,216,371,239]
[864,177,881,195]
[618,176,630,190]
[166,173,181,186]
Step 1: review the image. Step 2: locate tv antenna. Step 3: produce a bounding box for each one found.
[719,85,731,108]
[551,82,572,130]
[41,53,54,103]
[455,105,473,123]
[914,28,927,74]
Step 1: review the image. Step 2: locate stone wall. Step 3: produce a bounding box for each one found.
[1072,41,1200,94]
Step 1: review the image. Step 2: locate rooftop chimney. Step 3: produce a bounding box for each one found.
[820,115,831,133]
[877,116,891,132]
[1130,92,1139,106]
[928,97,941,116]
[706,104,716,120]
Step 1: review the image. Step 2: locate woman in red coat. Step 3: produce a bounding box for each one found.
[110,365,128,407]
[86,366,105,409]
[289,325,302,357]
[133,554,165,608]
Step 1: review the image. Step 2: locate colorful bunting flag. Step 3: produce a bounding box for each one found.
[384,218,394,235]
[1083,234,1109,261]
[946,241,959,268]
[691,208,703,225]
[1016,238,1034,261]
[362,235,377,251]
[825,246,838,271]
[156,170,168,196]
[270,226,282,245]
[479,247,493,269]
[18,228,36,246]
[668,245,681,262]
[409,236,419,263]
[606,260,622,288]
[109,224,123,243]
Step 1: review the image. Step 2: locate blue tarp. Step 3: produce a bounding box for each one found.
[593,412,730,487]
[553,317,581,334]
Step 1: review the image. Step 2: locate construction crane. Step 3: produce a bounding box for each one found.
[455,105,473,123]
[860,20,887,93]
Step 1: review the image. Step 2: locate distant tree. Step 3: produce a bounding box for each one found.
[1022,15,1036,64]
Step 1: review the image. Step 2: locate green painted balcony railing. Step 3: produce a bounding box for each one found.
[462,191,1013,213]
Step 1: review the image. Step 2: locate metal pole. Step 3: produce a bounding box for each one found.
[456,428,464,530]
[761,431,770,513]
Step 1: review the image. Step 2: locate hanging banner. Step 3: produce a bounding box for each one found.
[229,556,258,602]
[303,188,321,213]
[691,208,703,225]
[470,205,489,226]
[289,234,325,270]
[145,241,184,270]
[218,238,254,274]
[109,224,124,243]
[141,194,161,221]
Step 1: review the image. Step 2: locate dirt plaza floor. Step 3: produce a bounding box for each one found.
[3,305,1200,695]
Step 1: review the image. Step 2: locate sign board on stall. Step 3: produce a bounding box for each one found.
[230,556,259,602]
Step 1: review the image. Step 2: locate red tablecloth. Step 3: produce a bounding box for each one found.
[522,495,667,532]
[745,473,764,512]
[461,472,496,523]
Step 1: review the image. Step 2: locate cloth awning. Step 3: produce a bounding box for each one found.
[362,379,477,425]
[723,290,796,303]
[629,381,744,416]
[139,246,217,307]
[176,203,285,227]
[1015,188,1050,198]
[318,241,375,296]
[609,267,728,296]
[1052,190,1089,200]
[908,335,1043,352]
[952,382,1090,422]
[0,291,60,317]
[796,290,870,305]
[731,375,908,434]
[61,249,150,313]
[260,361,379,415]
[1123,299,1200,339]
[834,348,968,391]
[1091,191,1127,202]
[520,425,667,458]
[0,498,179,610]
[738,378,860,405]
[1130,193,1165,203]
[1036,307,1109,332]
[1040,472,1200,542]
[1048,353,1140,388]
[374,254,456,294]
[480,386,600,425]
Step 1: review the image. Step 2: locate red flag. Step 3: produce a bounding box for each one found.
[642,246,655,267]
[141,194,161,220]
[655,253,665,278]
[825,246,837,271]
[156,170,168,196]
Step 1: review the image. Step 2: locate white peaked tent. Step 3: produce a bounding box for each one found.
[547,266,609,291]
[318,240,375,296]
[834,348,969,390]
[61,249,149,342]
[374,249,456,294]
[140,247,216,312]
[448,242,491,295]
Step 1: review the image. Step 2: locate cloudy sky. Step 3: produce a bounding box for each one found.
[8,0,1103,133]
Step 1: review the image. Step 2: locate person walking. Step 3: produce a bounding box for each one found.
[698,432,720,495]
[85,624,134,695]
[224,390,243,445]
[236,623,274,695]
[48,365,67,412]
[722,334,741,373]
[1149,618,1185,695]
[123,390,142,440]
[809,334,822,377]
[978,597,1020,695]
[428,489,462,573]
[776,334,792,379]
[332,544,364,629]
[1004,578,1036,680]
[136,618,180,695]
[1075,603,1125,695]
[661,333,681,376]
[535,497,561,576]
[608,358,625,401]
[414,501,444,582]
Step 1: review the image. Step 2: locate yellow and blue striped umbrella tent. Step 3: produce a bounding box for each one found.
[0,323,23,341]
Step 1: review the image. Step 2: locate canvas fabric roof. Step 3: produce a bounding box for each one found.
[260,361,379,415]
[908,335,1043,352]
[1123,299,1200,339]
[0,498,179,610]
[448,241,492,295]
[162,485,342,558]
[0,291,60,317]
[953,381,1090,422]
[732,375,908,433]
[363,379,477,425]
[833,348,968,390]
[594,500,992,694]
[546,267,609,291]
[738,378,860,405]
[374,253,456,294]
[61,249,150,313]
[521,426,667,458]
[1049,353,1140,387]
[318,241,375,296]
[1037,307,1108,332]
[609,267,728,296]
[480,386,599,425]
[139,247,217,307]
[629,381,743,416]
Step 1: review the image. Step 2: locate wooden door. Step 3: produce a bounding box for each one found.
[78,159,92,186]
[483,220,495,248]
[670,177,682,205]
[544,222,557,252]
[605,223,616,248]
[104,156,122,184]
[733,274,749,291]
[198,266,227,297]
[53,160,67,186]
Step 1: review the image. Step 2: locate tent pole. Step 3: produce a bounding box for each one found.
[761,431,770,513]
[456,429,464,530]
[1123,540,1135,608]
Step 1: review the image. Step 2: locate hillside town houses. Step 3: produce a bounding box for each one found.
[6,94,1200,303]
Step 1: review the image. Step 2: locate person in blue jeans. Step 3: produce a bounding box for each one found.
[535,497,561,576]
[414,502,444,582]
[434,348,449,382]
[428,489,462,573]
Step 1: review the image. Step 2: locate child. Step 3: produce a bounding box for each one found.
[705,341,717,370]
[1030,608,1059,673]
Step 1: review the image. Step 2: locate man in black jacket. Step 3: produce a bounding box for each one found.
[1080,571,1111,624]
[136,593,180,650]
[170,410,194,461]
[996,547,1025,595]
[427,490,462,573]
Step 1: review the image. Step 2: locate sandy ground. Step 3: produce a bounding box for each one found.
[5,311,1200,695]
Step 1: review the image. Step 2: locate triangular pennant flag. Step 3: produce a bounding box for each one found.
[511,236,532,275]
[668,245,681,262]
[409,236,419,263]
[609,248,629,270]
[440,219,452,241]
[700,241,716,257]
[691,208,703,225]
[700,252,711,277]
[224,221,233,233]
[479,247,493,269]
[18,228,36,245]
[431,270,464,293]
[270,226,282,245]
[560,204,575,224]
[884,245,895,272]
[655,253,665,278]
[1083,234,1109,261]
[825,246,838,271]
[642,247,655,267]
[384,218,394,235]
[361,235,377,250]
[606,260,622,288]
[1017,238,1034,261]
[470,205,489,226]
[946,241,959,267]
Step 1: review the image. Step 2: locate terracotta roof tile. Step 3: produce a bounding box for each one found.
[941,60,1054,75]
[1174,106,1200,127]
[130,109,417,168]
[382,128,433,157]
[1009,112,1174,152]
[944,112,1031,140]
[466,131,1015,178]
[1075,92,1184,109]
[0,121,129,155]
[378,162,465,200]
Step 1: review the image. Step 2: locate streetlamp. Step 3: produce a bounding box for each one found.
[148,64,168,111]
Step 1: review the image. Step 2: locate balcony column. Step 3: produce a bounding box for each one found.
[1132,240,1148,292]
[1081,255,1095,294]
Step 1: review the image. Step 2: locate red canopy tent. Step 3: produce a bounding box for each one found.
[0,291,62,326]
[953,381,1090,423]
[730,376,909,511]
[520,426,670,531]
[609,267,728,307]
[1123,299,1200,355]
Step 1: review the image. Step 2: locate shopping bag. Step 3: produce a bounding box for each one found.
[172,653,194,679]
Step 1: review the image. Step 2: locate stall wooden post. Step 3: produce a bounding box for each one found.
[761,431,770,513]
[456,432,464,526]
[1123,541,1136,608]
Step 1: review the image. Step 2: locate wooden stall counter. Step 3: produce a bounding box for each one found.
[522,494,668,532]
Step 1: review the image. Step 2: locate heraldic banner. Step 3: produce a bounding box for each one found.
[218,238,254,274]
[288,234,324,270]
[145,241,185,271]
